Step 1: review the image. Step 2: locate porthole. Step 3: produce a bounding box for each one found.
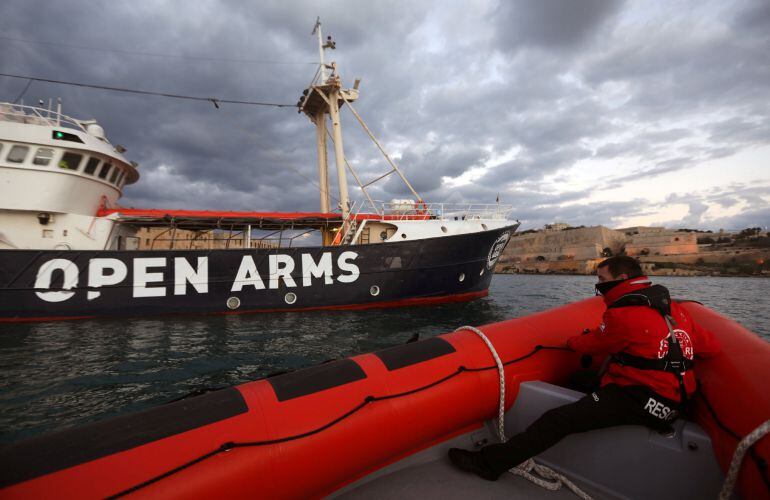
[458,273,466,282]
[441,226,448,233]
[370,285,380,296]
[285,292,297,304]
[401,233,407,239]
[226,296,241,310]
[482,223,488,231]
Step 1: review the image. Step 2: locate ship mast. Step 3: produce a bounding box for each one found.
[300,18,357,244]
[299,19,423,246]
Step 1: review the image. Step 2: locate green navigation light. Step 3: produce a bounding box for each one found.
[51,130,84,143]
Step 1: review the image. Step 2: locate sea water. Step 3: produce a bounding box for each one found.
[1,274,768,444]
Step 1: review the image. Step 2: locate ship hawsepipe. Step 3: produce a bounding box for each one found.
[0,224,517,322]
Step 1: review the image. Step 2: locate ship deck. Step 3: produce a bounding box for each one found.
[97,207,344,230]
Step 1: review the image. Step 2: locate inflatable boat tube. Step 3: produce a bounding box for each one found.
[0,297,767,499]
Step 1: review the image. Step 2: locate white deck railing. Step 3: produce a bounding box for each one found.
[0,102,87,131]
[375,201,514,221]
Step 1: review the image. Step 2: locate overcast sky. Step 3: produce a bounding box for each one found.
[2,0,768,231]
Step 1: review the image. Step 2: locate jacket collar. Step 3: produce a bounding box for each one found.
[601,275,652,305]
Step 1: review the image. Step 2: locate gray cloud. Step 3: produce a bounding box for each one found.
[494,0,625,51]
[1,0,768,229]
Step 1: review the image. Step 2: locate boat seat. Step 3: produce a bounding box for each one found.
[334,381,724,499]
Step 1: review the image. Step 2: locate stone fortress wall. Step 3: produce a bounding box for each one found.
[497,223,769,276]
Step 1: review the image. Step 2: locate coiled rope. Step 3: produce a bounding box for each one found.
[455,325,593,500]
[718,419,770,500]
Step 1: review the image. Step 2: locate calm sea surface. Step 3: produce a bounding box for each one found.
[1,274,768,444]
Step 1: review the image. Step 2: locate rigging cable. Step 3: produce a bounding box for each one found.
[0,36,317,66]
[0,72,297,108]
[285,164,341,207]
[11,78,33,103]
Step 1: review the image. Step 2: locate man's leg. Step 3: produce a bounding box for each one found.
[480,384,645,476]
[449,384,666,479]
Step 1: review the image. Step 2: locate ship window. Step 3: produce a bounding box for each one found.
[98,162,112,179]
[116,171,125,186]
[7,145,29,163]
[59,152,83,170]
[109,167,120,184]
[84,157,100,175]
[33,148,55,166]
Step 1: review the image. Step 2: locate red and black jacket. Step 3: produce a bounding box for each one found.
[567,276,721,402]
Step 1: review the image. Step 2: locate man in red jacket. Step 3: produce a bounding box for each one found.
[449,255,721,481]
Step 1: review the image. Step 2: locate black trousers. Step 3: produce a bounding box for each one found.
[480,384,681,476]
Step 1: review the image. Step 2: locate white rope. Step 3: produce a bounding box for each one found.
[455,325,507,442]
[718,419,770,500]
[455,326,593,500]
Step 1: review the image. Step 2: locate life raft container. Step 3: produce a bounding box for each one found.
[0,297,767,499]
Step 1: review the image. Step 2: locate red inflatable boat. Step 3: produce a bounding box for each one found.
[1,297,768,499]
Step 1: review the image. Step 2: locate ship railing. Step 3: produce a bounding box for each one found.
[375,202,514,221]
[0,102,88,132]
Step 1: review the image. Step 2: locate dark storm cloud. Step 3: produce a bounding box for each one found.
[481,144,594,189]
[494,0,625,51]
[1,0,768,228]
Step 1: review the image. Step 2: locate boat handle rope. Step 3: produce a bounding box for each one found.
[455,325,593,500]
[698,385,770,494]
[107,339,574,498]
[719,419,770,500]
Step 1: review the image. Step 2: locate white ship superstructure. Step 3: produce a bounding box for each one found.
[0,103,139,250]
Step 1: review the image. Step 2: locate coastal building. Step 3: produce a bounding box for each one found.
[620,227,698,256]
[496,225,627,274]
[544,222,570,231]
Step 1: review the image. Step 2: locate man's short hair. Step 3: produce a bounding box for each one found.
[597,256,642,279]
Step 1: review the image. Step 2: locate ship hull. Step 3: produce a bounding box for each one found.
[0,225,516,322]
